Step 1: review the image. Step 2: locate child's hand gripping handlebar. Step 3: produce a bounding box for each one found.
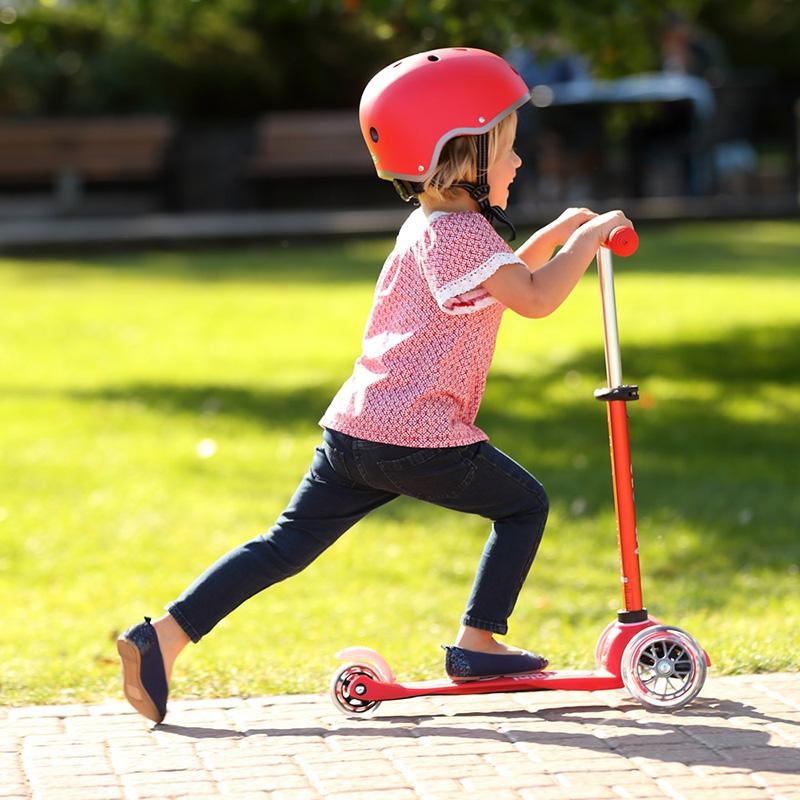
[603,226,639,257]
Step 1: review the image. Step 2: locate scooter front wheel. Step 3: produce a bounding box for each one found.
[330,663,382,717]
[621,625,706,711]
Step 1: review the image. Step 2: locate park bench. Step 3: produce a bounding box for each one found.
[0,117,175,210]
[246,110,373,178]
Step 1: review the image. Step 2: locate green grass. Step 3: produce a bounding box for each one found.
[1,220,798,706]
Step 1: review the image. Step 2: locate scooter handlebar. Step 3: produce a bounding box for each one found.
[603,226,639,257]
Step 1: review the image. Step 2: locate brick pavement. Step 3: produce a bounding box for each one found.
[1,673,798,800]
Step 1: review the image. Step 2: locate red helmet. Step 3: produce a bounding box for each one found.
[360,47,530,183]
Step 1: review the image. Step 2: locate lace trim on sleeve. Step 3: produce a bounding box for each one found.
[435,252,524,315]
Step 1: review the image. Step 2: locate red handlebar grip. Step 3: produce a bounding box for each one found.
[605,226,639,257]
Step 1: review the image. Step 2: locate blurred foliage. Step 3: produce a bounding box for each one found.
[0,0,796,117]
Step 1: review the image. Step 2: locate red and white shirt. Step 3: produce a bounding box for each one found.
[319,209,525,447]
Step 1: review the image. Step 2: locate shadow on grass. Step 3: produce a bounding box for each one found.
[68,381,338,433]
[547,322,800,385]
[4,241,390,286]
[482,323,800,603]
[67,321,799,607]
[611,222,800,277]
[5,221,799,286]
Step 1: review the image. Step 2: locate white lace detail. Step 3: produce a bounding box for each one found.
[436,252,524,315]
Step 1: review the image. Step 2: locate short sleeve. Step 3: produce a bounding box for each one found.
[420,212,525,315]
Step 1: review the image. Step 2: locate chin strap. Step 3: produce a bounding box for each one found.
[392,133,516,241]
[393,179,423,204]
[453,133,516,241]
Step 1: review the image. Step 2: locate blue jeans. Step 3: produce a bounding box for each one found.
[167,428,549,642]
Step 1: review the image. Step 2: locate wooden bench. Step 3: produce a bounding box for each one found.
[0,117,175,208]
[246,111,373,178]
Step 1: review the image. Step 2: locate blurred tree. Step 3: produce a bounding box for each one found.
[0,0,795,118]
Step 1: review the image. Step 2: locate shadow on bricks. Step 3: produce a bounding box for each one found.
[153,696,799,775]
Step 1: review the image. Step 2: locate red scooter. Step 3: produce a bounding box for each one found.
[330,228,709,715]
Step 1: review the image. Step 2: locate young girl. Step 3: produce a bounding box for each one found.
[117,47,633,724]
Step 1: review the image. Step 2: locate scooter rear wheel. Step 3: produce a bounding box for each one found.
[621,625,706,711]
[330,663,382,717]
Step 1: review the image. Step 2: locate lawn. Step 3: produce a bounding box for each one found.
[0,220,798,706]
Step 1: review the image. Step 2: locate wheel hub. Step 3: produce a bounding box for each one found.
[655,658,674,676]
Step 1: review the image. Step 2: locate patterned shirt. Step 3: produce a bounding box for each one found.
[319,208,525,447]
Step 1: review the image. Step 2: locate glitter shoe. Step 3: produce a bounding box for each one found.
[117,617,168,723]
[443,645,549,681]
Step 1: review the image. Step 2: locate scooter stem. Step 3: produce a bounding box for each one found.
[597,248,623,388]
[596,245,646,619]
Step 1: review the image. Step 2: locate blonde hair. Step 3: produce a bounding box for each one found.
[420,112,517,202]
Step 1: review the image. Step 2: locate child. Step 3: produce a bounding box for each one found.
[117,47,633,723]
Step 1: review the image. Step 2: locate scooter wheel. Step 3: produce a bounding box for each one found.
[621,625,706,711]
[329,663,382,717]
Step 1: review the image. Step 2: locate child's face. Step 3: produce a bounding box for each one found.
[487,125,522,209]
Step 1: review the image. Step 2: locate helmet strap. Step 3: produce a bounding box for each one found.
[393,134,517,241]
[453,133,517,241]
[393,179,424,205]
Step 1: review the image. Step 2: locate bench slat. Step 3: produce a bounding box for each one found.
[0,117,174,184]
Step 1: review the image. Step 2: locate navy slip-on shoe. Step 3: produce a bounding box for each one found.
[443,645,549,681]
[116,616,168,723]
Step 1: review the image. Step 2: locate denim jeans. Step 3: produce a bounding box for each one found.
[167,428,549,642]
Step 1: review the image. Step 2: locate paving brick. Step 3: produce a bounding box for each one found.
[124,781,219,798]
[752,770,800,787]
[34,788,123,800]
[663,791,769,800]
[218,774,312,793]
[0,787,30,799]
[381,753,484,768]
[391,765,491,785]
[578,770,660,787]
[8,706,89,720]
[660,774,763,790]
[1,673,799,800]
[494,763,560,784]
[271,791,323,800]
[302,758,397,779]
[321,791,419,800]
[121,769,213,786]
[611,783,671,798]
[314,773,414,794]
[404,778,463,792]
[540,756,640,773]
[519,789,571,800]
[551,781,619,799]
[211,763,305,781]
[414,794,509,800]
[26,762,115,781]
[27,772,118,789]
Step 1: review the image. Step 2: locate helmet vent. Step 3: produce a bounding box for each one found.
[427,55,440,62]
[370,127,379,143]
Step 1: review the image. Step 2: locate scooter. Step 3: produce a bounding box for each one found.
[329,227,709,716]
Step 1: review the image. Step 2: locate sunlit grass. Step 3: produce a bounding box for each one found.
[0,220,798,705]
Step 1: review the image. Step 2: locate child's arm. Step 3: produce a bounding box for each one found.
[514,207,597,271]
[482,210,633,318]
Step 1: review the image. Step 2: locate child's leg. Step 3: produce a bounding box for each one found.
[158,435,396,666]
[150,614,190,682]
[355,439,548,650]
[454,445,548,645]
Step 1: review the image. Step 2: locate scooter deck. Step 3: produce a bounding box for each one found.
[356,669,624,702]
